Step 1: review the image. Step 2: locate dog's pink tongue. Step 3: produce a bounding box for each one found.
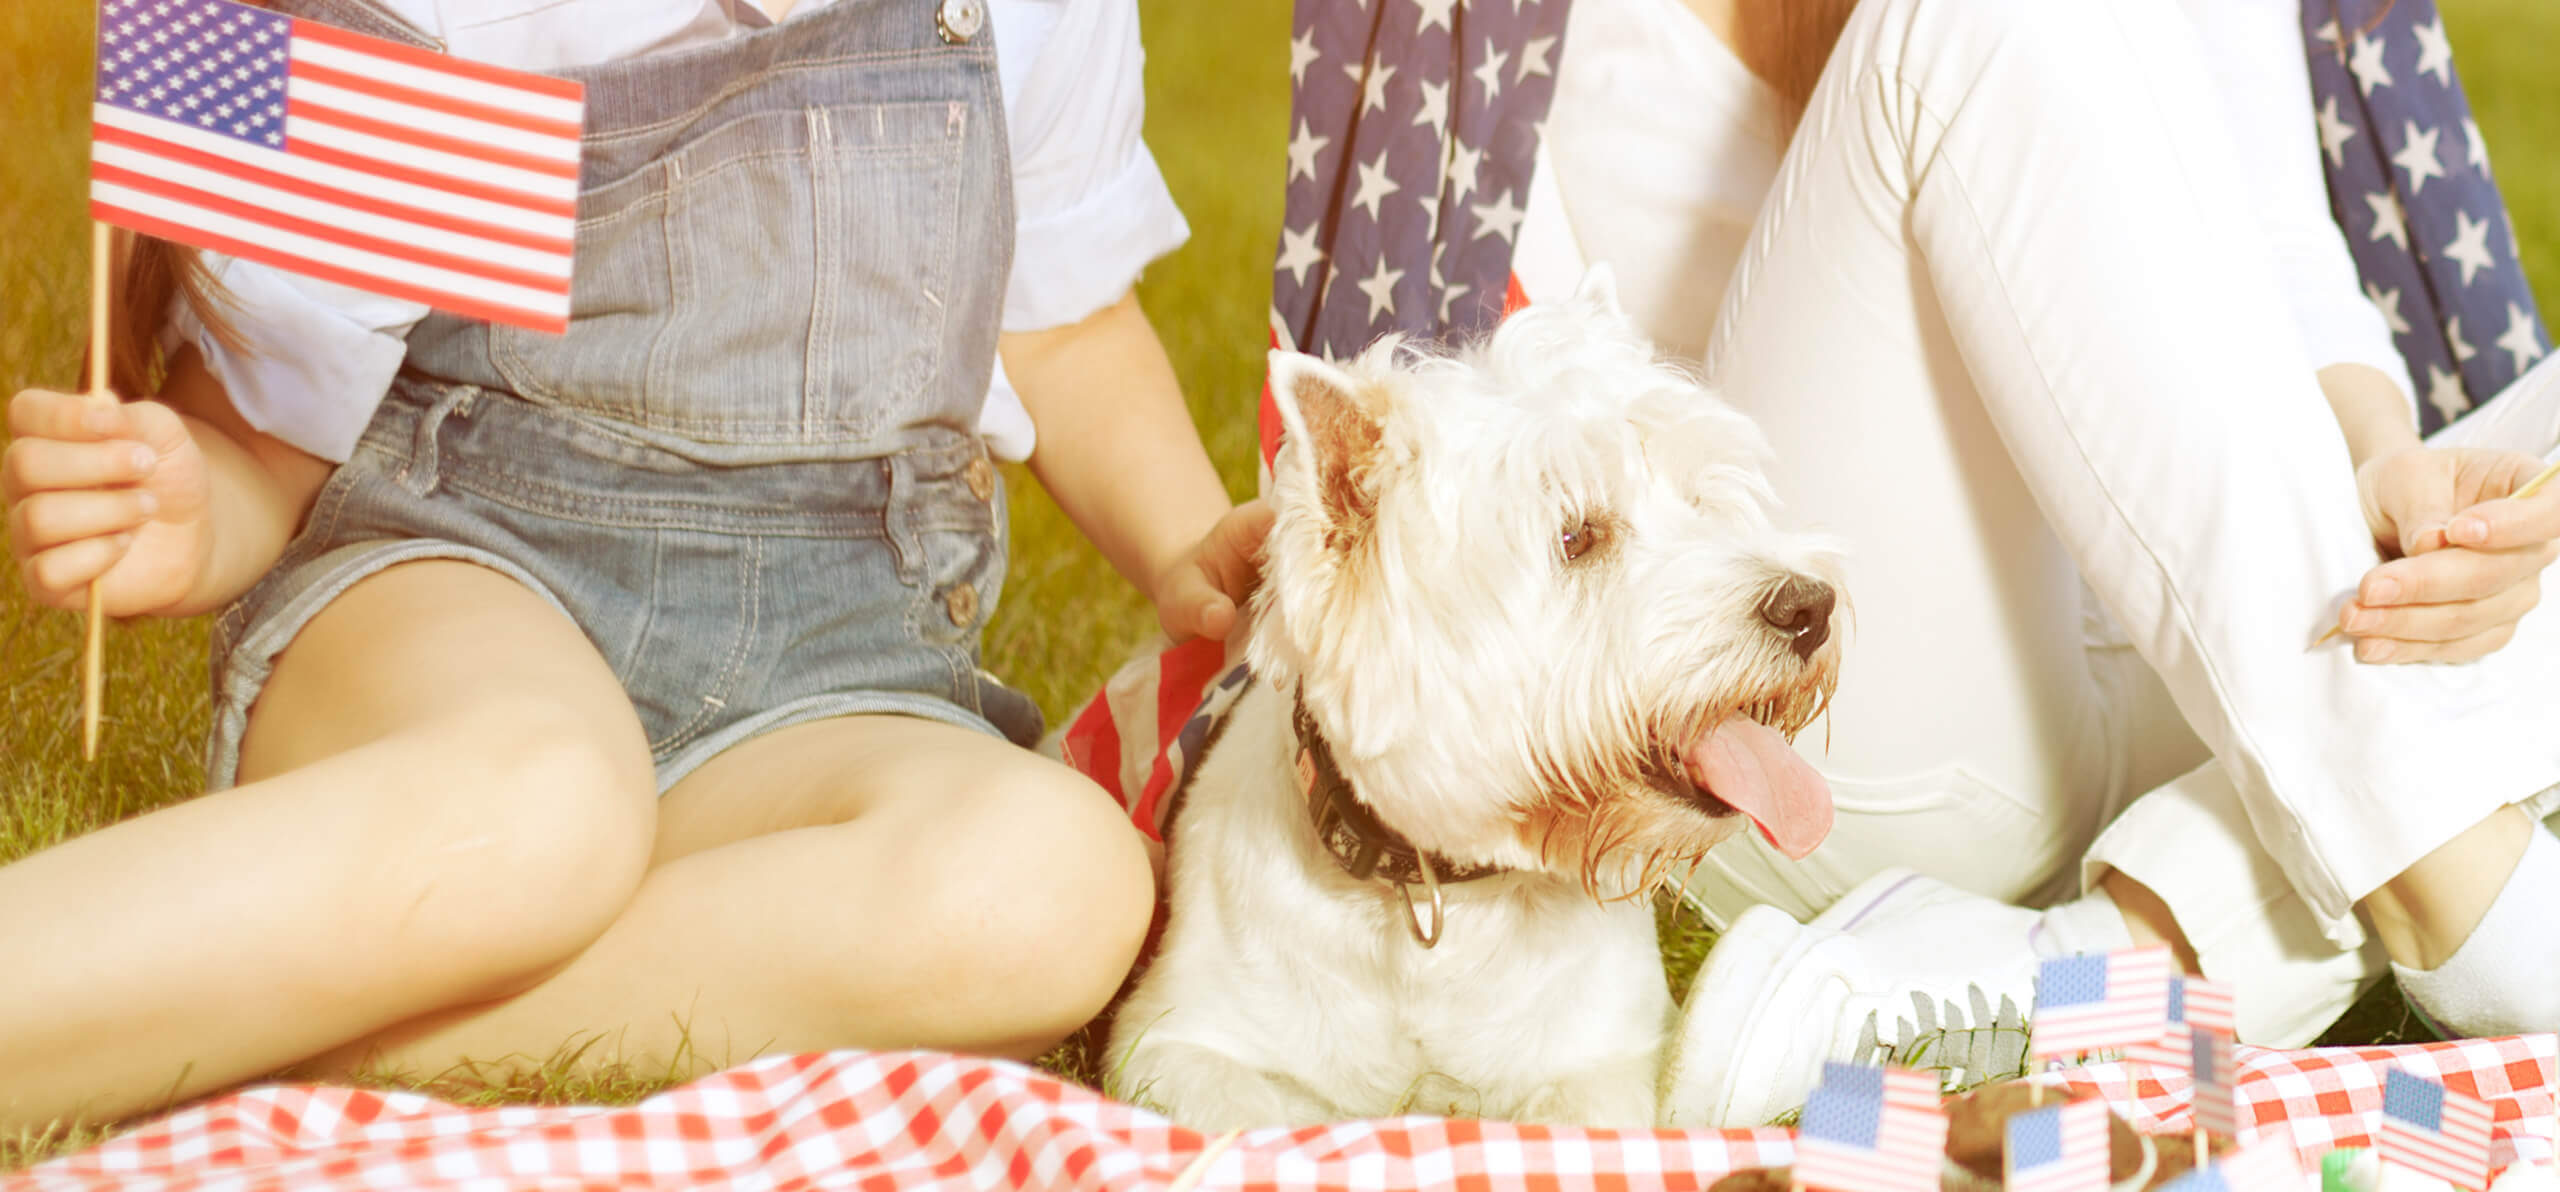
[1684,720,1834,860]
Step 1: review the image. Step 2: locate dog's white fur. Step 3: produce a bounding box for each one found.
[1106,271,1842,1129]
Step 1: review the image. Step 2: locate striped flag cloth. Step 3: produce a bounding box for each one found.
[2004,1100,2110,1192]
[2380,1067,2495,1189]
[2158,1132,2304,1192]
[2130,976,2239,1073]
[2032,948,2176,1060]
[2193,1024,2242,1137]
[90,0,583,333]
[1794,1064,1946,1192]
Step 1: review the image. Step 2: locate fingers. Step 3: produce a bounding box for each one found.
[1153,563,1234,642]
[8,489,163,553]
[2340,574,2540,651]
[2357,539,2560,608]
[2351,621,2518,665]
[7,387,130,442]
[1202,499,1276,600]
[2443,466,2560,551]
[18,533,138,609]
[1,437,160,501]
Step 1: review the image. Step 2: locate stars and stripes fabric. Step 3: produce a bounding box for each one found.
[2031,947,2177,1061]
[2193,1023,2243,1138]
[2301,0,2545,433]
[1793,1063,1947,1192]
[2130,976,2240,1073]
[21,1037,2557,1190]
[2004,1100,2111,1192]
[90,0,584,333]
[2157,1132,2304,1192]
[1055,640,1249,841]
[2379,1067,2496,1189]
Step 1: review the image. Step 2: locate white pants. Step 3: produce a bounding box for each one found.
[1674,0,2560,1046]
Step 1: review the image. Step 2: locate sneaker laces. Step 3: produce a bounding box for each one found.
[1850,983,2031,1091]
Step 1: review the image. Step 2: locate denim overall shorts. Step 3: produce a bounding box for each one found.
[206,0,1044,792]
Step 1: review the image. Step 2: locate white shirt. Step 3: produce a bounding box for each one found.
[1523,0,2418,413]
[171,0,1189,462]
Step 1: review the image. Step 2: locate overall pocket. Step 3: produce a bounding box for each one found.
[490,100,966,445]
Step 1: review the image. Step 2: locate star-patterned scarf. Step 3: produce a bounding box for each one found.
[2303,0,2549,434]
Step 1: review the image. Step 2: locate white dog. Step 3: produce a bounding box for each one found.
[1103,272,1847,1130]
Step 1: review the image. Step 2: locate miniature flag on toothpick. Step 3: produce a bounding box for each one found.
[2030,947,2175,1061]
[2004,1100,2110,1192]
[2378,1068,2494,1191]
[1794,1063,1946,1192]
[2155,1131,2303,1191]
[2129,976,2237,1073]
[2192,1026,2241,1138]
[90,0,585,332]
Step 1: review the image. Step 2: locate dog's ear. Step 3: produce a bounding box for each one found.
[1573,263,1625,322]
[1268,350,1384,545]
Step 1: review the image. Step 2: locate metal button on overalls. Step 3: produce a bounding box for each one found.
[944,582,980,626]
[965,456,996,502]
[935,0,984,44]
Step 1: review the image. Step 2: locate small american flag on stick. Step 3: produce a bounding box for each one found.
[1793,1064,1945,1192]
[2379,1068,2494,1190]
[2030,948,2174,1061]
[2191,1026,2241,1138]
[90,0,584,332]
[2004,1100,2110,1192]
[2128,975,2238,1073]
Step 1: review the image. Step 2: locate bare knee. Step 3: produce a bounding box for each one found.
[862,766,1155,1054]
[352,698,657,999]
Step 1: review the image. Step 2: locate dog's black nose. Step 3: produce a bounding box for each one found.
[1757,575,1835,660]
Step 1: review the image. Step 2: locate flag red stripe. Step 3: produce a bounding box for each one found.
[291,58,582,141]
[290,17,584,100]
[292,138,578,219]
[91,200,567,335]
[288,100,580,181]
[94,123,574,257]
[96,164,569,293]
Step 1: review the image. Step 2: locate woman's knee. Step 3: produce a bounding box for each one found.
[872,764,1156,1046]
[364,698,658,994]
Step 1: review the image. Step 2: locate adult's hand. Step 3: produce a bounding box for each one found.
[2339,447,2560,663]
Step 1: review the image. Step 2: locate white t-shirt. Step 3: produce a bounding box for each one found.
[1521,0,2418,412]
[170,0,1190,462]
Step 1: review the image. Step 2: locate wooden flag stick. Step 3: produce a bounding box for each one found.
[2313,457,2560,649]
[1167,1129,1242,1192]
[2193,1122,2207,1164]
[81,220,113,762]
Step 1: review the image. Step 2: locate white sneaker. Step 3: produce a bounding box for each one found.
[1659,869,2056,1128]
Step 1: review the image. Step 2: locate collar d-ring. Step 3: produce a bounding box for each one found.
[1396,851,1445,948]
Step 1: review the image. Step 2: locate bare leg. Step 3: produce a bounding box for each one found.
[0,561,658,1131]
[300,713,1156,1083]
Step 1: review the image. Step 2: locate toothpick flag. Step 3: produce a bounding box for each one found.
[2130,976,2238,1073]
[2004,1100,2110,1192]
[1794,1064,1946,1192]
[2378,1068,2494,1190]
[2192,1026,2241,1138]
[91,0,585,332]
[2031,948,2175,1060]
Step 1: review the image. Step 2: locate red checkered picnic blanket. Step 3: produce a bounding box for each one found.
[17,1038,2554,1190]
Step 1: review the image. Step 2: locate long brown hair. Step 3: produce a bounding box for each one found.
[105,237,245,397]
[1730,0,1859,131]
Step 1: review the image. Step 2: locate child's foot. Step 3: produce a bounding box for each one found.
[2392,825,2560,1037]
[1660,869,2130,1127]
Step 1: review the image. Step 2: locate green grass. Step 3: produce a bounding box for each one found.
[3,0,2555,1172]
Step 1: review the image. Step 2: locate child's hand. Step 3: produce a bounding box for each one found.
[1150,499,1275,642]
[4,388,215,616]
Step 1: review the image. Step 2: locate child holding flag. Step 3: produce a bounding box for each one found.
[0,0,1261,1132]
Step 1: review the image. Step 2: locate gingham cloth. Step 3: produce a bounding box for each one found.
[19,1038,2554,1190]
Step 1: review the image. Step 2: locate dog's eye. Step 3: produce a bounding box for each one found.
[1560,518,1601,563]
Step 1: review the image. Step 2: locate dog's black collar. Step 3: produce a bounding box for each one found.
[1292,687,1508,889]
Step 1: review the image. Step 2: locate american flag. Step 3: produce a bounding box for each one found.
[2192,1024,2242,1137]
[2129,976,2239,1073]
[2031,948,2176,1060]
[2156,1132,2304,1192]
[1793,1064,1946,1192]
[2379,1067,2494,1189]
[2004,1100,2110,1192]
[90,0,583,333]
